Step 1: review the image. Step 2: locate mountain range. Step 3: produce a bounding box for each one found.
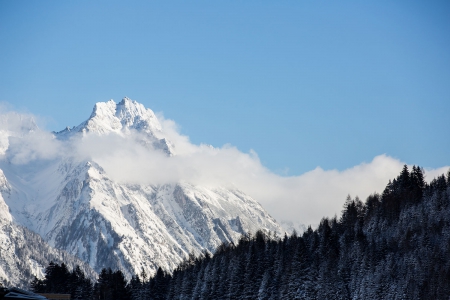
[0,98,282,287]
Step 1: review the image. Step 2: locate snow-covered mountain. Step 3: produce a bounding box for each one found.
[55,99,174,155]
[0,98,282,284]
[0,170,96,288]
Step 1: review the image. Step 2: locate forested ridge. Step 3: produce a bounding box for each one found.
[31,166,450,299]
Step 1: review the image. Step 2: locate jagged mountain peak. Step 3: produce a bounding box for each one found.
[56,98,162,136]
[81,98,162,135]
[54,98,173,154]
[115,97,162,132]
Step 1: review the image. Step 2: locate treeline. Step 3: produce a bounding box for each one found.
[31,263,129,300]
[32,166,450,299]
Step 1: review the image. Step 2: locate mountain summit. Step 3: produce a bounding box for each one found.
[61,98,162,135]
[56,97,173,155]
[0,98,282,285]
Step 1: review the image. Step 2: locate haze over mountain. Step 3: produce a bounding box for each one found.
[1,98,447,227]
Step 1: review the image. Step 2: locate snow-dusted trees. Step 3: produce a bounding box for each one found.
[136,165,450,299]
[31,262,93,299]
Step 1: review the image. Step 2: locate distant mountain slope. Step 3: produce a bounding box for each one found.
[0,98,282,282]
[0,170,96,288]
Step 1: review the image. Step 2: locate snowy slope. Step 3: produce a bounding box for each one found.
[0,169,96,288]
[0,98,282,281]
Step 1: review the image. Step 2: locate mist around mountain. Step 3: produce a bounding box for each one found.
[31,166,450,299]
[2,98,447,228]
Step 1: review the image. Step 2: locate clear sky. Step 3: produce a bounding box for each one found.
[1,0,449,176]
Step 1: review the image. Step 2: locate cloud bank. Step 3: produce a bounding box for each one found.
[1,109,448,227]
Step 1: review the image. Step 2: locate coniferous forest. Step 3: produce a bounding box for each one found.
[30,166,450,299]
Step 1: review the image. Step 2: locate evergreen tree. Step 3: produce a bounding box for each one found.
[94,268,130,300]
[149,267,167,300]
[127,274,143,300]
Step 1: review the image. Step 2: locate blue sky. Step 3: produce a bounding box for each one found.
[1,0,449,176]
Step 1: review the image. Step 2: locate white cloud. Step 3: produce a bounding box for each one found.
[0,108,66,163]
[1,110,449,227]
[6,132,64,164]
[245,155,406,227]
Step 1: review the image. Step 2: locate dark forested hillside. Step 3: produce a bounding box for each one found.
[31,166,450,299]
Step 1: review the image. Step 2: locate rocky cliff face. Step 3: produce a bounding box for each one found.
[0,98,282,284]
